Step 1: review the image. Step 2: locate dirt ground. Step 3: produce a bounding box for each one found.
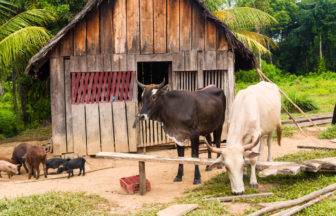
[0,127,335,215]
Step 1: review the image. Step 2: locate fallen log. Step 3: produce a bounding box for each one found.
[204,193,273,202]
[271,190,336,216]
[247,183,336,216]
[298,145,336,150]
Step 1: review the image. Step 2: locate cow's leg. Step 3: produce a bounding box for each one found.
[78,167,82,176]
[214,129,223,169]
[43,163,47,178]
[23,161,29,173]
[205,134,212,171]
[27,163,33,179]
[256,136,264,173]
[249,144,260,189]
[35,164,40,180]
[267,129,275,162]
[191,132,201,184]
[173,145,184,182]
[83,166,85,176]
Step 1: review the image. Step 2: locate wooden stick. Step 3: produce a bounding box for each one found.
[139,161,146,195]
[272,190,336,216]
[281,105,306,136]
[257,69,321,131]
[247,183,336,216]
[204,193,273,202]
[298,145,336,150]
[14,167,113,184]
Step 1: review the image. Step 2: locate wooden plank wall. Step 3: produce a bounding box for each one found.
[49,0,234,154]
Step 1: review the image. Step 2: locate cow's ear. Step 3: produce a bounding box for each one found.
[209,155,224,169]
[158,84,169,95]
[243,151,260,159]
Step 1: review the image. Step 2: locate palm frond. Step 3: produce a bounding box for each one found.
[0,26,51,66]
[0,9,55,41]
[232,30,270,55]
[234,30,278,49]
[212,10,237,25]
[0,0,16,18]
[222,7,278,30]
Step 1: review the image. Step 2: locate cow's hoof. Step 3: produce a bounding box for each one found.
[217,166,223,169]
[193,179,201,185]
[249,183,258,189]
[173,177,182,182]
[256,168,262,173]
[205,166,212,171]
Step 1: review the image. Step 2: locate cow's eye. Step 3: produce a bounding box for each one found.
[151,96,155,100]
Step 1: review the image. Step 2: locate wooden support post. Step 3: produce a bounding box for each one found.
[139,161,146,195]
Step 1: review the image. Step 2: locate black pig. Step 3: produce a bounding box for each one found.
[56,157,89,179]
[46,158,71,175]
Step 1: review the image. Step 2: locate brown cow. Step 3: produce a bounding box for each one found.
[25,146,47,180]
[0,156,19,176]
[11,143,33,174]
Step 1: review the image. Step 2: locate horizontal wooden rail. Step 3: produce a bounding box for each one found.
[298,145,336,150]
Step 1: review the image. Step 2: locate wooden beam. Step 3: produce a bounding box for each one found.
[298,145,336,150]
[157,204,198,216]
[139,161,146,195]
[205,193,273,202]
[259,165,301,178]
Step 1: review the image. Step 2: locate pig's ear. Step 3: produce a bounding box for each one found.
[59,165,63,168]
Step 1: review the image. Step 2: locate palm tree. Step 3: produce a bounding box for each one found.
[0,0,55,68]
[207,1,278,56]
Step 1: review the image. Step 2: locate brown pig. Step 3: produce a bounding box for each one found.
[0,161,19,179]
[11,143,33,174]
[26,146,47,180]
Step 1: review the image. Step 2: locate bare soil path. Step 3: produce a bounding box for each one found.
[0,127,334,215]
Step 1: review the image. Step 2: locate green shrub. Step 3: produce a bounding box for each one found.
[3,93,11,102]
[318,125,336,139]
[282,91,319,113]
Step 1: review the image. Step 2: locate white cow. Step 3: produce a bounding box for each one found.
[205,81,282,195]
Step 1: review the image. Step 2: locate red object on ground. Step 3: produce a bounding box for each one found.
[120,175,151,194]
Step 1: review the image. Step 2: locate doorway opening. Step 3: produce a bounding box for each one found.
[137,62,170,102]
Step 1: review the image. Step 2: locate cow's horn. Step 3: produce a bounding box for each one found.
[158,78,165,89]
[204,137,222,154]
[243,134,261,151]
[137,80,146,89]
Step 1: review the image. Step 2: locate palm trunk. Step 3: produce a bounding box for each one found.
[319,35,322,59]
[11,70,18,113]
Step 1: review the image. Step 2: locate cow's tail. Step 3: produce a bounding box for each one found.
[276,122,282,146]
[84,158,91,165]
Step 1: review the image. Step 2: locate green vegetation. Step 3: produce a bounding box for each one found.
[132,150,336,215]
[0,191,109,215]
[318,125,336,139]
[282,91,319,113]
[0,125,52,144]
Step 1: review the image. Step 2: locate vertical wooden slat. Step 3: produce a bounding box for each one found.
[154,0,166,53]
[87,7,100,55]
[50,58,66,155]
[128,71,135,101]
[72,104,87,156]
[60,30,74,56]
[74,19,86,55]
[71,73,76,104]
[100,103,115,152]
[153,121,158,144]
[113,0,127,54]
[146,120,150,145]
[205,18,216,51]
[197,52,204,88]
[180,0,192,51]
[86,103,101,155]
[100,0,113,54]
[191,2,204,51]
[127,0,140,54]
[150,120,154,145]
[126,101,138,152]
[50,44,60,58]
[167,0,179,53]
[184,72,187,90]
[140,0,154,54]
[70,56,79,104]
[140,120,144,146]
[113,102,129,152]
[217,24,228,51]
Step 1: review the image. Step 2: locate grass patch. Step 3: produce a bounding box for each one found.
[135,150,336,215]
[0,191,109,215]
[318,125,336,139]
[0,126,52,144]
[282,91,319,113]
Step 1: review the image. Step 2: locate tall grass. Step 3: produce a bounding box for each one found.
[282,91,319,113]
[318,125,336,139]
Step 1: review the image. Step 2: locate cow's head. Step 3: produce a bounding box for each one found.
[137,79,169,120]
[205,135,260,195]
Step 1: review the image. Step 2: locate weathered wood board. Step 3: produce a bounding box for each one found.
[60,30,74,56]
[167,0,179,53]
[72,104,87,156]
[126,101,137,152]
[154,0,166,53]
[127,0,140,54]
[113,0,127,54]
[191,1,204,51]
[86,6,100,55]
[86,103,101,155]
[50,57,66,155]
[100,0,113,54]
[205,19,216,51]
[74,19,86,56]
[113,102,129,152]
[140,0,154,54]
[99,103,115,152]
[64,59,74,153]
[216,50,228,70]
[204,51,216,70]
[180,0,192,51]
[157,204,198,216]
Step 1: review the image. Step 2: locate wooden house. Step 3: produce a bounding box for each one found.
[25,0,256,156]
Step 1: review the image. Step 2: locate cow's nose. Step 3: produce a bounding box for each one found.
[138,114,145,120]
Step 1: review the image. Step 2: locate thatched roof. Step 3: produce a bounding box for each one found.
[25,0,256,79]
